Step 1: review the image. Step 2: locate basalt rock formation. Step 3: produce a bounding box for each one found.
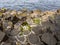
[0,8,60,45]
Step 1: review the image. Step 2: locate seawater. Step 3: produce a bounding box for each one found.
[0,0,60,11]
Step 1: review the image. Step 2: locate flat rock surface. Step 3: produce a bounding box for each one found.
[0,31,5,42]
[41,33,57,45]
[32,26,42,35]
[28,33,40,44]
[55,30,60,41]
[57,41,60,45]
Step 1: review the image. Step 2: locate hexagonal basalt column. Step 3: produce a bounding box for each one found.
[28,33,41,45]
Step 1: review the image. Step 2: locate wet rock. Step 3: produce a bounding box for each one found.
[41,33,57,45]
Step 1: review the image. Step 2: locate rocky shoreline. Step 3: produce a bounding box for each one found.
[0,8,60,45]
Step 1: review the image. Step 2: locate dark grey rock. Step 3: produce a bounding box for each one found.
[1,42,16,45]
[48,16,55,24]
[32,25,42,35]
[0,31,5,42]
[57,41,60,45]
[17,36,25,42]
[49,24,56,33]
[55,30,60,41]
[28,33,40,44]
[2,43,11,45]
[10,29,20,36]
[41,33,57,45]
[42,21,51,30]
[23,30,31,35]
[55,15,60,20]
[2,20,13,31]
[55,15,60,26]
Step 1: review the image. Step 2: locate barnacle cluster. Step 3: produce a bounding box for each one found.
[0,8,60,45]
